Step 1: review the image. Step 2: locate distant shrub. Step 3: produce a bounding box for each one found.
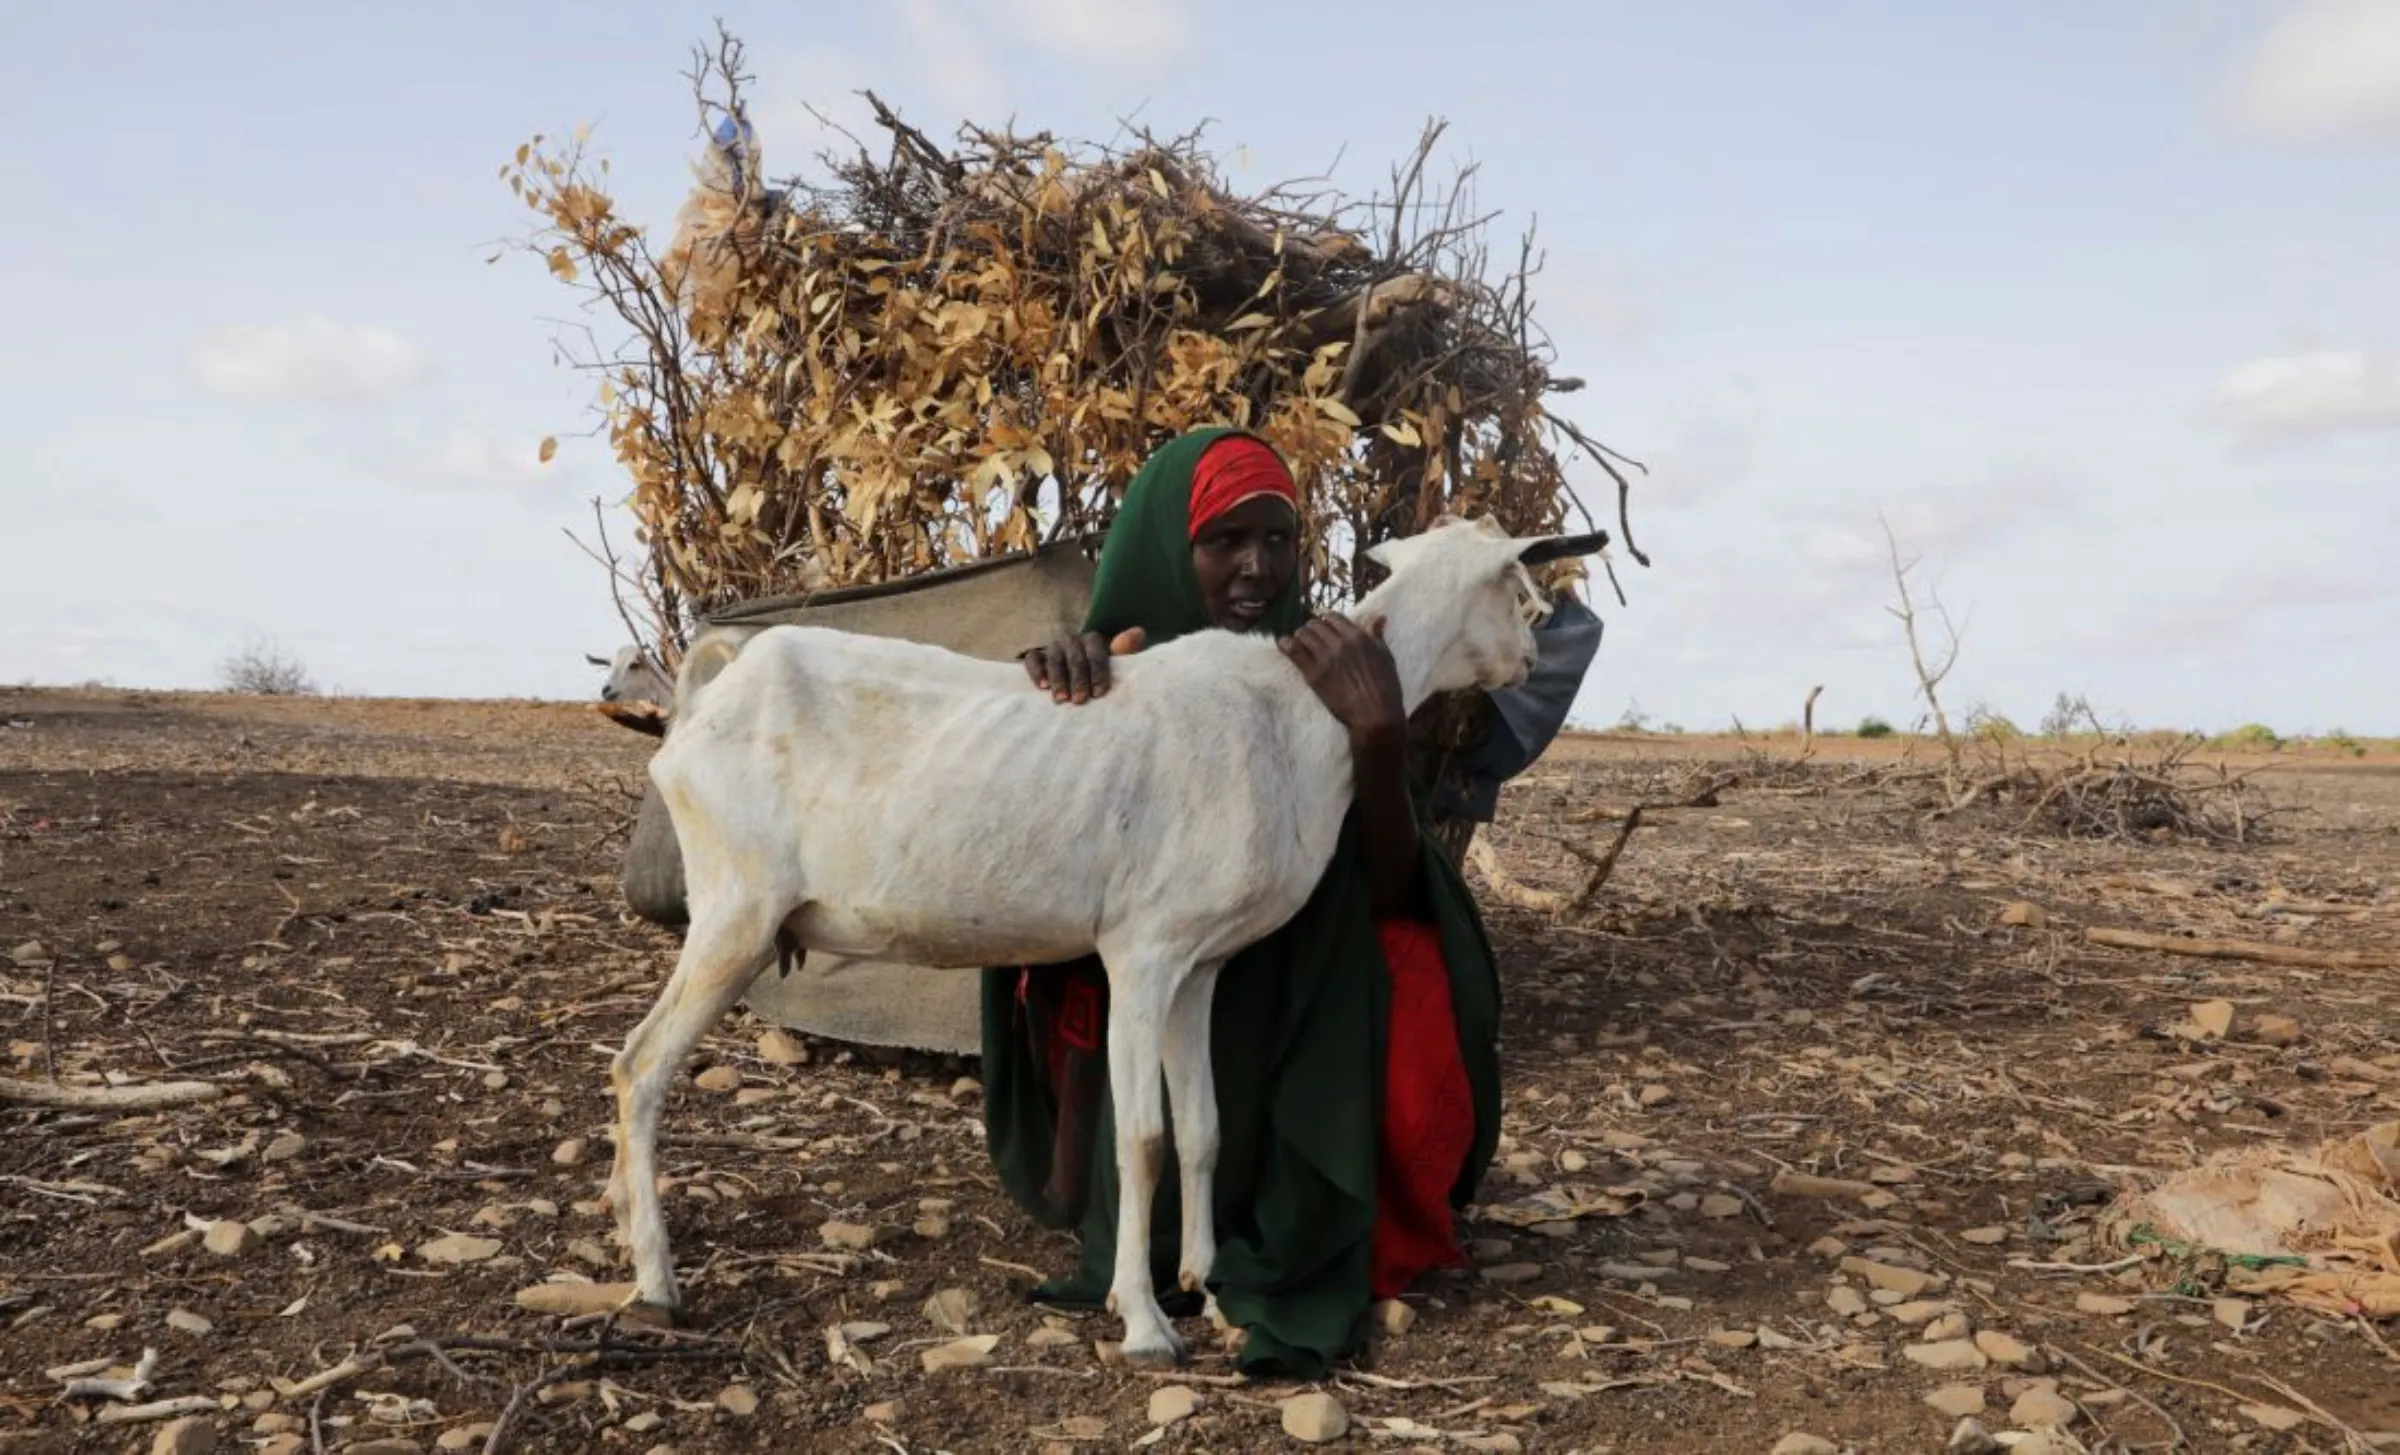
[1661,722,1686,735]
[1968,703,2022,742]
[2041,691,2096,739]
[2324,728,2366,758]
[1857,717,1896,739]
[2217,723,2282,751]
[218,637,317,696]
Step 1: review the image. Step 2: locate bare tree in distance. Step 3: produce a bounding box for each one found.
[1880,515,1965,794]
[218,636,317,696]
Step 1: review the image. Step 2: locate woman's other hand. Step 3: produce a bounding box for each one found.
[1280,615,1406,744]
[1020,628,1147,703]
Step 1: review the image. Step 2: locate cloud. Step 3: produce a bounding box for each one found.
[748,44,881,166]
[1642,378,1763,509]
[2098,566,2392,655]
[2225,0,2400,140]
[2211,347,2400,439]
[183,314,432,407]
[744,0,1188,169]
[1795,474,2079,578]
[899,0,1006,121]
[749,4,1005,170]
[997,0,1190,68]
[1542,274,1650,351]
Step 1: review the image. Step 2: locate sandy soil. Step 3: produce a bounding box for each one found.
[4,686,2397,1454]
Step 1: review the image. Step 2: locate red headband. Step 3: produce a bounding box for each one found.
[1188,435,1298,539]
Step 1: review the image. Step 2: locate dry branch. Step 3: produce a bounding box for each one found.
[93,1397,221,1426]
[0,1077,223,1109]
[1882,518,1962,792]
[1534,772,1742,912]
[501,23,1638,671]
[1465,836,1568,914]
[1895,730,2274,846]
[2083,927,2400,973]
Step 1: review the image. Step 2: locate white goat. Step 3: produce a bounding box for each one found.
[607,514,1573,1365]
[588,645,671,708]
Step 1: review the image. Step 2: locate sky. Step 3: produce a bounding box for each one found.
[1,0,2395,733]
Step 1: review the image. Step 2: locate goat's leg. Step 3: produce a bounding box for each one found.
[1102,968,1185,1368]
[607,893,782,1316]
[1159,960,1223,1301]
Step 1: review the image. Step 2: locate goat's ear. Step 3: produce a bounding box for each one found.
[1516,530,1611,566]
[585,654,610,667]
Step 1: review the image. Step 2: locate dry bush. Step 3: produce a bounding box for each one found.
[498,25,1643,672]
[1871,527,2270,846]
[217,637,316,697]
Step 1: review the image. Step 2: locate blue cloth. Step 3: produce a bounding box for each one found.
[1432,595,1604,822]
[712,114,757,195]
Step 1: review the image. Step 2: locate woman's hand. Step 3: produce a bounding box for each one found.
[1279,615,1407,744]
[1020,628,1147,703]
[1283,615,1424,916]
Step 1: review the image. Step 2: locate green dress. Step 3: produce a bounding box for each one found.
[976,427,1505,1378]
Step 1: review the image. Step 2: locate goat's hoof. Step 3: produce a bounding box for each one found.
[1117,1330,1187,1369]
[618,1298,683,1331]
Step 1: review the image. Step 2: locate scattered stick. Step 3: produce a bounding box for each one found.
[1767,1171,1876,1202]
[2074,1340,2257,1407]
[2049,1347,2188,1452]
[0,1077,223,1109]
[1466,837,1568,914]
[55,1348,157,1401]
[977,1257,1047,1281]
[1558,772,1742,910]
[480,1365,581,1455]
[2008,1254,2147,1275]
[2247,1373,2375,1453]
[94,1396,221,1426]
[2083,927,2400,973]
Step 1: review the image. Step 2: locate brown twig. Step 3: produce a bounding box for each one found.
[2083,926,2399,973]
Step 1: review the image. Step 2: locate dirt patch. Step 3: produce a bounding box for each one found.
[4,689,2398,1452]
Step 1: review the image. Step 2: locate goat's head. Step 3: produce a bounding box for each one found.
[1361,515,1606,697]
[590,645,669,705]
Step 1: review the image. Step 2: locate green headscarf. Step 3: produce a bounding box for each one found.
[977,426,1503,1378]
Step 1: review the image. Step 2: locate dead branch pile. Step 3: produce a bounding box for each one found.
[1935,733,2274,845]
[501,25,1641,668]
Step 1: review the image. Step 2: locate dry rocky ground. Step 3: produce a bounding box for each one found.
[3,686,2397,1454]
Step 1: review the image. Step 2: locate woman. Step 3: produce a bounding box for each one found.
[979,425,1503,1377]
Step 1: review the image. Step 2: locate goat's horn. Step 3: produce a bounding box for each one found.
[1517,530,1611,565]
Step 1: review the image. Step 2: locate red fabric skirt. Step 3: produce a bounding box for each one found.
[1370,918,1475,1299]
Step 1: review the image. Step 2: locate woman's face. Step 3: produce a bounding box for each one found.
[1192,496,1300,631]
